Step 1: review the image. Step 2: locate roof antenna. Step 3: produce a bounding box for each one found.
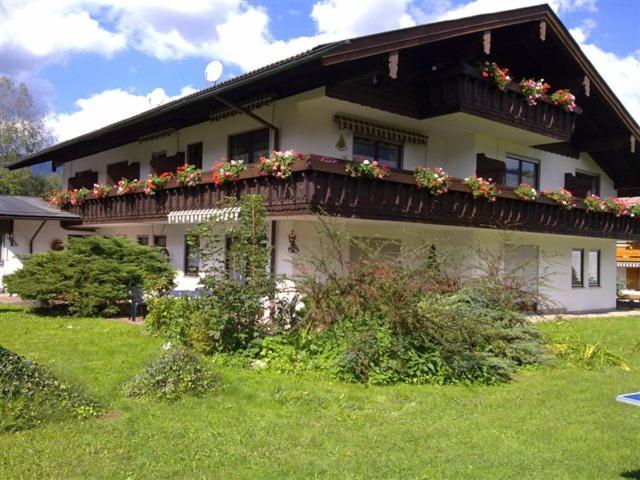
[204,60,224,87]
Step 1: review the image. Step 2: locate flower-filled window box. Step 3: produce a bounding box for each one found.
[175,164,202,187]
[550,89,577,112]
[116,178,141,195]
[518,78,550,106]
[414,167,450,195]
[345,158,389,179]
[481,61,511,92]
[464,176,498,202]
[144,172,173,195]
[513,183,538,201]
[604,197,629,217]
[544,187,574,210]
[258,150,300,179]
[92,183,112,199]
[212,159,246,186]
[583,194,606,213]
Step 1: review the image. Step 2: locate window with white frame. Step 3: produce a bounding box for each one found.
[353,136,403,169]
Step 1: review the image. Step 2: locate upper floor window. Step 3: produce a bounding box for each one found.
[353,136,402,169]
[187,142,203,169]
[575,171,600,196]
[505,156,539,189]
[229,128,269,164]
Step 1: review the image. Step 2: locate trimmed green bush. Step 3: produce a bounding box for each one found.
[4,236,175,316]
[0,346,101,432]
[123,347,220,400]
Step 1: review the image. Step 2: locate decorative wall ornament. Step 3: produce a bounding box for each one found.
[288,229,299,254]
[335,134,347,151]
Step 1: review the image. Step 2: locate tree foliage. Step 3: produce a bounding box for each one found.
[0,76,60,196]
[4,236,175,316]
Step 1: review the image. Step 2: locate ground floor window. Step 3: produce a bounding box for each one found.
[588,249,601,287]
[349,237,401,263]
[571,249,584,287]
[137,235,149,246]
[184,234,200,275]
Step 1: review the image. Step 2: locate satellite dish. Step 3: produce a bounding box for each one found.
[205,60,223,83]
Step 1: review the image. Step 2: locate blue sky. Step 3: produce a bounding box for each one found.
[1,0,639,143]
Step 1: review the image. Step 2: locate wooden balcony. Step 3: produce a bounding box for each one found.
[65,155,640,240]
[326,63,579,142]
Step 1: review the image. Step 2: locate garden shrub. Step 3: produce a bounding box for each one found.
[123,347,220,400]
[0,346,101,432]
[4,235,175,316]
[548,339,630,371]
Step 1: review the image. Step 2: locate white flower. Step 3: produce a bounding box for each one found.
[363,160,370,165]
[294,301,305,312]
[230,160,237,166]
[162,341,172,351]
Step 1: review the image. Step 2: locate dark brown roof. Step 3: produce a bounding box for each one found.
[0,196,81,220]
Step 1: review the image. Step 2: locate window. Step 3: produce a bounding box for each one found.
[575,171,600,196]
[228,128,269,164]
[588,249,601,287]
[505,157,539,189]
[353,136,402,169]
[349,237,401,263]
[154,235,169,258]
[137,235,149,246]
[187,142,203,169]
[184,235,200,275]
[571,249,584,287]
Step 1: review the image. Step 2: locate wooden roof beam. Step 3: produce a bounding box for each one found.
[575,135,639,154]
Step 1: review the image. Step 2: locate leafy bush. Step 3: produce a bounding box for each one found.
[123,347,220,400]
[0,346,101,432]
[4,236,175,316]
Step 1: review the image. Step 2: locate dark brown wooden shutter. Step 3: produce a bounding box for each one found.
[564,173,592,198]
[150,152,185,175]
[476,154,506,185]
[107,161,140,184]
[67,170,99,190]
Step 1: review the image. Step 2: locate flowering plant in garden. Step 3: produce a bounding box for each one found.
[116,178,140,195]
[92,183,112,198]
[550,89,576,112]
[414,166,451,195]
[48,189,70,207]
[175,164,202,187]
[544,187,574,210]
[583,194,606,212]
[518,78,550,106]
[513,183,538,201]
[481,61,511,92]
[144,172,173,195]
[604,197,629,217]
[345,157,390,179]
[69,187,90,206]
[258,150,301,179]
[464,176,498,201]
[211,159,246,186]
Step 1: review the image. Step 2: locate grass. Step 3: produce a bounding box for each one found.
[1,304,639,479]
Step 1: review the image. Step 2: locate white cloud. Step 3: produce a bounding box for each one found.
[46,86,197,141]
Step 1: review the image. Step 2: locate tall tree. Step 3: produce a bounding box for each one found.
[0,76,61,196]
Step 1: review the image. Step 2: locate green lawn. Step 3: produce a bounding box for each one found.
[1,304,639,479]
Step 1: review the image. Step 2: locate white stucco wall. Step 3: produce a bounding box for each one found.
[61,89,617,198]
[0,220,91,289]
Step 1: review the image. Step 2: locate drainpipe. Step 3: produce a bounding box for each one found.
[211,93,280,150]
[29,221,46,254]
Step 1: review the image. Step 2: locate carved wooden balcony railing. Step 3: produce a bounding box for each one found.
[419,64,580,141]
[65,155,640,240]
